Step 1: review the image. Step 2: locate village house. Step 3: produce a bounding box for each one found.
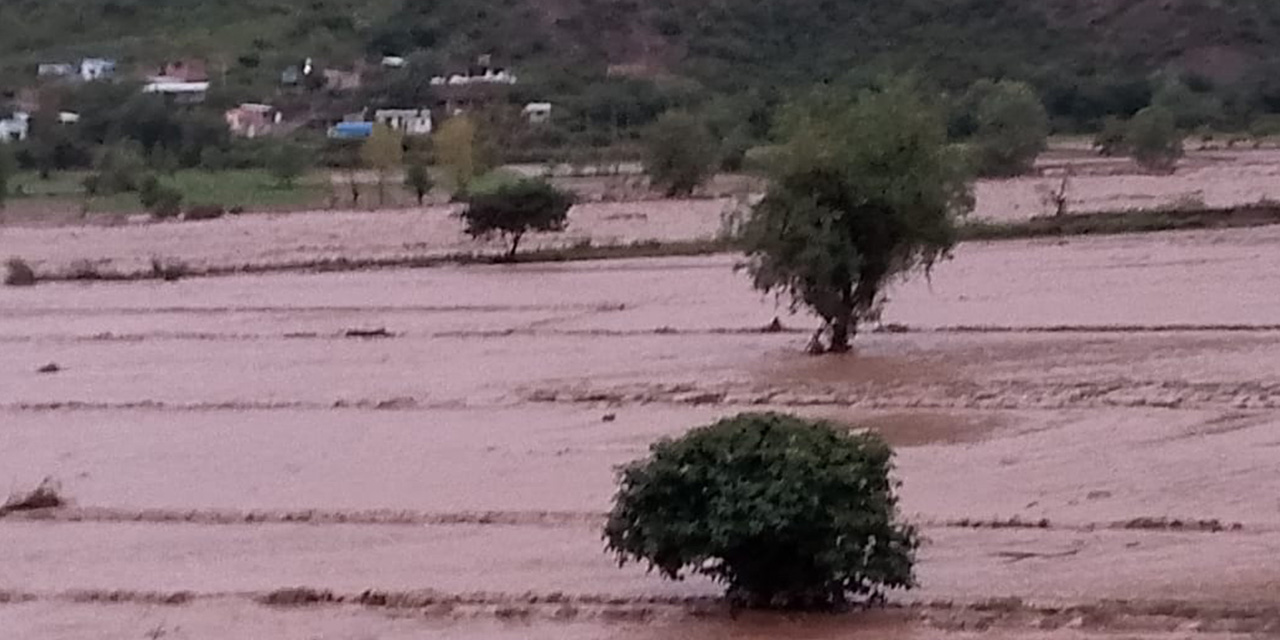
[143,79,210,104]
[158,59,209,83]
[79,58,116,81]
[322,68,363,92]
[522,102,552,124]
[0,111,30,143]
[374,108,432,136]
[328,121,373,139]
[430,55,518,86]
[37,63,75,78]
[225,103,281,138]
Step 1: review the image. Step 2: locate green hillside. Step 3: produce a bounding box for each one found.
[4,0,1280,129]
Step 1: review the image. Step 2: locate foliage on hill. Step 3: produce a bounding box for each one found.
[5,0,1280,133]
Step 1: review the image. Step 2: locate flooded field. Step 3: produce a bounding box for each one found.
[1,225,1279,638]
[7,149,1280,281]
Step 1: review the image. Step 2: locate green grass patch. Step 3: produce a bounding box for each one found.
[10,171,92,198]
[12,168,329,215]
[156,169,329,210]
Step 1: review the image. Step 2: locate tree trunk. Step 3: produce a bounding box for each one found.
[829,284,856,353]
[829,316,852,353]
[507,233,522,261]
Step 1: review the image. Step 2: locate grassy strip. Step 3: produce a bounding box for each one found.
[959,204,1280,241]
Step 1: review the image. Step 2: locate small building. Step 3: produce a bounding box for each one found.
[381,56,406,69]
[323,68,363,92]
[159,59,209,83]
[37,63,75,78]
[374,108,432,135]
[143,80,210,104]
[0,111,30,143]
[79,58,116,81]
[225,103,281,138]
[522,102,552,124]
[328,121,374,140]
[57,111,80,125]
[430,55,518,86]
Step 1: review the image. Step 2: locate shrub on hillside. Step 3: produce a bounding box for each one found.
[965,79,1049,177]
[642,111,718,197]
[604,412,920,610]
[1127,106,1183,173]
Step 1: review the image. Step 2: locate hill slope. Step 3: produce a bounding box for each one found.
[3,0,1280,124]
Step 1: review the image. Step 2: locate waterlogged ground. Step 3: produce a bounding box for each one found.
[1,226,1279,638]
[8,149,1280,281]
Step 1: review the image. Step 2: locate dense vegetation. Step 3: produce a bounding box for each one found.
[7,0,1280,138]
[605,412,919,609]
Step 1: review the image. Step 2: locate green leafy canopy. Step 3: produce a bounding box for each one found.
[605,412,920,609]
[743,81,974,351]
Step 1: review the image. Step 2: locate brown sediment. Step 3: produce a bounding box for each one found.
[4,587,1280,635]
[3,224,1280,638]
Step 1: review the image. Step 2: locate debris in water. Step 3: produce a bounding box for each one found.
[1,477,66,515]
[344,328,393,339]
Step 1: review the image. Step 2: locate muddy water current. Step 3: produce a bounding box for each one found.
[1,226,1278,638]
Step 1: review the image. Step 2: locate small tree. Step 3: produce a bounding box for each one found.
[1093,116,1129,157]
[1126,105,1183,173]
[0,146,14,210]
[744,82,973,353]
[966,79,1049,177]
[434,115,482,195]
[605,412,919,610]
[643,111,718,197]
[269,140,310,188]
[138,175,184,219]
[362,123,404,206]
[405,159,433,205]
[459,178,573,259]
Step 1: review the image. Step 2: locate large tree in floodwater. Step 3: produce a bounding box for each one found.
[743,81,974,353]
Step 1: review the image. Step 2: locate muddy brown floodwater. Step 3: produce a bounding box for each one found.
[1,225,1279,639]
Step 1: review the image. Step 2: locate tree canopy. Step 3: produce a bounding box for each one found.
[964,79,1049,177]
[1126,105,1183,173]
[459,177,573,259]
[641,111,718,197]
[743,82,974,353]
[434,115,483,194]
[605,412,920,609]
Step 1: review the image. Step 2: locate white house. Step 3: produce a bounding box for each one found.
[374,108,433,136]
[79,58,116,81]
[430,69,518,86]
[0,111,30,143]
[37,63,75,78]
[143,80,210,104]
[522,102,552,124]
